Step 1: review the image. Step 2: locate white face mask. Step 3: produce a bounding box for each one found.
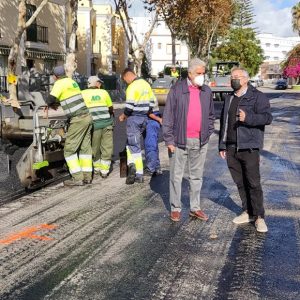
[194,74,205,86]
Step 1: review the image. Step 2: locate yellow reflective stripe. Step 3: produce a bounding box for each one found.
[132,153,143,174]
[100,159,111,171]
[79,154,92,172]
[65,154,81,174]
[126,146,134,165]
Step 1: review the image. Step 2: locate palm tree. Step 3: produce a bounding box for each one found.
[292,2,300,35]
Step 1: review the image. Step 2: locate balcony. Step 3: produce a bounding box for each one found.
[26,25,48,44]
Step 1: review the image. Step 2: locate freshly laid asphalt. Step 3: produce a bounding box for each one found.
[0,89,299,299]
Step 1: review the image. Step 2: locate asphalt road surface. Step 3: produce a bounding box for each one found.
[0,91,299,299]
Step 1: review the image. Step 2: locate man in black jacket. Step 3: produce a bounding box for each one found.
[219,67,272,233]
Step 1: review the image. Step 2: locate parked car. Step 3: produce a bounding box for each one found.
[152,76,177,105]
[275,79,288,90]
[258,79,264,87]
[250,79,258,88]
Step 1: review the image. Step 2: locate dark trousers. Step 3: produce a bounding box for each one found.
[226,147,265,218]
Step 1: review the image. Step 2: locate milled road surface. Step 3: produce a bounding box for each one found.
[0,92,300,300]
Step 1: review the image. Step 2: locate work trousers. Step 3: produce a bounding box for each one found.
[144,117,161,172]
[92,126,113,175]
[126,115,147,175]
[64,114,93,181]
[169,139,208,212]
[226,147,265,218]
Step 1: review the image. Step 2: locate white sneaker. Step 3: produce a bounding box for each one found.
[233,211,254,224]
[255,217,268,233]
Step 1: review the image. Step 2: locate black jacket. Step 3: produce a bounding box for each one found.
[219,85,272,150]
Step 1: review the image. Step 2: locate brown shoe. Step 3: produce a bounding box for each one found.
[170,211,181,222]
[189,210,209,221]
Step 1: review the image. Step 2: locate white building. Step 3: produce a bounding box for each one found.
[257,33,300,80]
[131,18,189,76]
[257,33,300,62]
[150,20,189,77]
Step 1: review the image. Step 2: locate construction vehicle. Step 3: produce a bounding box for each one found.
[0,74,68,189]
[209,61,239,100]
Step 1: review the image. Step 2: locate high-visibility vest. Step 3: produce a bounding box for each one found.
[82,88,113,130]
[171,70,179,78]
[125,78,155,116]
[50,77,88,118]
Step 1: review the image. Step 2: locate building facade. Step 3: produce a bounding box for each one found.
[0,0,66,78]
[150,20,189,77]
[257,33,300,80]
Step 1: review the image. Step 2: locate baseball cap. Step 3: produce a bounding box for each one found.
[88,76,103,87]
[52,65,65,77]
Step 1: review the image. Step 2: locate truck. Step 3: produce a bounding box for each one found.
[209,61,239,100]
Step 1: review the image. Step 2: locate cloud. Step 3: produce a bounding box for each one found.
[252,0,297,37]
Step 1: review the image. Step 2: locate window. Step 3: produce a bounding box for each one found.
[274,44,279,48]
[282,51,287,55]
[158,43,162,49]
[274,57,279,60]
[265,43,271,47]
[166,44,181,55]
[265,56,270,60]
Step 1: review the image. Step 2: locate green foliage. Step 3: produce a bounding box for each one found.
[232,0,255,28]
[212,28,264,77]
[141,54,151,79]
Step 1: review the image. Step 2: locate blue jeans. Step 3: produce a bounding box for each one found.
[144,118,161,172]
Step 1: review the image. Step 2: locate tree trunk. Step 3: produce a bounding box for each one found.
[65,0,78,78]
[7,0,49,108]
[171,32,176,65]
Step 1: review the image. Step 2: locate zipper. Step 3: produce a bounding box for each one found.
[222,95,234,144]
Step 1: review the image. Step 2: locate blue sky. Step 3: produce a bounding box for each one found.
[93,0,299,37]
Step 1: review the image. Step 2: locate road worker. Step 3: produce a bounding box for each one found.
[82,76,114,178]
[170,66,179,78]
[119,68,155,184]
[46,65,93,186]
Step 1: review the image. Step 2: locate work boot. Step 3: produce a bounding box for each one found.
[83,179,92,185]
[126,163,136,185]
[233,211,254,224]
[255,217,268,233]
[143,168,153,177]
[189,210,209,221]
[64,178,84,186]
[101,173,108,179]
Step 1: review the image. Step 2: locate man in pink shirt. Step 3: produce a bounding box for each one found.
[163,58,215,222]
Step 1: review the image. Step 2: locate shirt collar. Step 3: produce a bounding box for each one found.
[234,87,248,97]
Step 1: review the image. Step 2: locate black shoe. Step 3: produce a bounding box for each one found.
[126,163,136,185]
[144,168,154,177]
[135,175,144,183]
[83,179,92,185]
[101,173,108,179]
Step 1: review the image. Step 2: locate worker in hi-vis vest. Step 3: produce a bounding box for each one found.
[46,66,93,186]
[170,66,179,78]
[119,68,155,184]
[82,76,114,178]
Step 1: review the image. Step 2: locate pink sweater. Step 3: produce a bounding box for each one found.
[187,85,202,138]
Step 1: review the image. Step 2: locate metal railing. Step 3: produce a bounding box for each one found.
[27,25,48,43]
